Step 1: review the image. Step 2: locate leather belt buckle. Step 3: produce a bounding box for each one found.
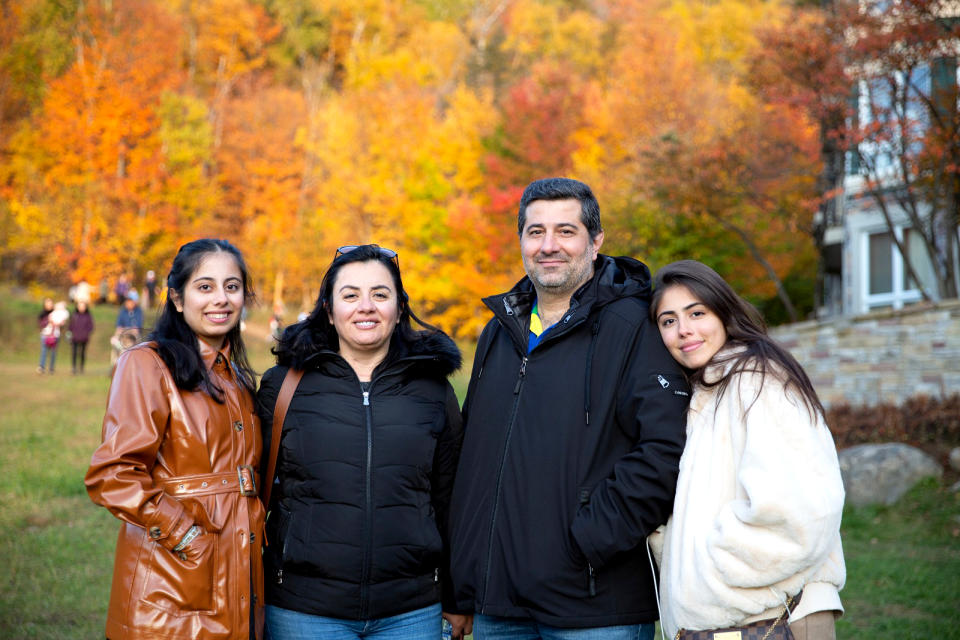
[237,464,258,497]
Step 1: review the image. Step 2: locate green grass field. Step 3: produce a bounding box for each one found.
[0,292,957,638]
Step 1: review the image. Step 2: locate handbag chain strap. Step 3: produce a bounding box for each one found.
[758,604,790,640]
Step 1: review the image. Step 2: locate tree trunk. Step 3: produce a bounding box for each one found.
[713,215,800,322]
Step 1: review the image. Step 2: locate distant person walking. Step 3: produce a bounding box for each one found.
[144,269,159,308]
[69,301,95,374]
[268,304,284,342]
[110,291,143,364]
[114,274,130,304]
[72,280,93,305]
[38,300,69,375]
[99,278,110,304]
[115,290,143,334]
[36,298,54,374]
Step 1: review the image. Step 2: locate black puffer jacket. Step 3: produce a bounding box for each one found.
[449,255,690,627]
[257,331,462,620]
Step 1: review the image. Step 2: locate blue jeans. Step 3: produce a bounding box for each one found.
[38,338,57,372]
[472,614,654,640]
[265,603,441,640]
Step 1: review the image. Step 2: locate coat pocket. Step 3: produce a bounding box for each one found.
[141,532,220,615]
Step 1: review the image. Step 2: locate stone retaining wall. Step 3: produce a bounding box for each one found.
[770,300,960,408]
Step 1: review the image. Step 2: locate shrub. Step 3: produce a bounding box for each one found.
[826,394,960,473]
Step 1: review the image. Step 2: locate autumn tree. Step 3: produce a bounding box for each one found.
[760,0,960,302]
[0,0,76,148]
[751,4,852,313]
[2,0,185,285]
[576,0,821,319]
[847,0,960,301]
[245,0,502,334]
[467,0,612,301]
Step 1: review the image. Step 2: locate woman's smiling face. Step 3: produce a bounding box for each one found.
[655,284,728,370]
[173,252,245,351]
[328,260,399,360]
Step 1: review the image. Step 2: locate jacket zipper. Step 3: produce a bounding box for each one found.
[493,296,587,357]
[360,387,373,618]
[277,524,290,584]
[579,491,596,596]
[277,356,428,604]
[274,497,295,583]
[479,355,527,611]
[351,359,420,617]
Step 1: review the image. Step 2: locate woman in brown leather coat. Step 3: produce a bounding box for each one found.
[86,239,265,640]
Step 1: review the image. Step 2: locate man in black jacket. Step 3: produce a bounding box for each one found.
[448,178,690,640]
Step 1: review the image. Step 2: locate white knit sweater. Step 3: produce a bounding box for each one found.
[651,355,846,638]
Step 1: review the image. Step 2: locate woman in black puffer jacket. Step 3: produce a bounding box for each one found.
[257,244,465,640]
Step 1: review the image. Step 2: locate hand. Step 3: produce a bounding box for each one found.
[174,529,213,567]
[442,612,472,640]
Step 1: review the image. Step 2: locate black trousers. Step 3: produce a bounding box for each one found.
[72,341,87,372]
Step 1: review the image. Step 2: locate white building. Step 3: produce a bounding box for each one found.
[821,50,959,316]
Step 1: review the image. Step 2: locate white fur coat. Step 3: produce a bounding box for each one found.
[650,355,846,637]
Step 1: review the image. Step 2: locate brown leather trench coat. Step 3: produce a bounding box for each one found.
[85,341,265,640]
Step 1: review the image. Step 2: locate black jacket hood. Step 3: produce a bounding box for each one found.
[486,254,652,324]
[294,327,461,379]
[393,329,462,377]
[580,254,652,307]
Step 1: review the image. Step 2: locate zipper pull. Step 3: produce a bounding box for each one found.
[588,563,596,597]
[277,568,283,584]
[362,391,370,406]
[513,356,528,394]
[434,567,440,583]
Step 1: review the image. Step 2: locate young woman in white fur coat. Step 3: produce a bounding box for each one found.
[649,260,845,640]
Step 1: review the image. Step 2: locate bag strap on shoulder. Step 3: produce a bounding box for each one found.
[261,367,304,510]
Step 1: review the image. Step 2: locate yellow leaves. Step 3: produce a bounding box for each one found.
[501,0,607,73]
[6,200,48,251]
[433,86,497,193]
[408,20,471,84]
[185,0,272,83]
[664,0,789,77]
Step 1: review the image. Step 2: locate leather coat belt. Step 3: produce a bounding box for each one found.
[160,466,259,498]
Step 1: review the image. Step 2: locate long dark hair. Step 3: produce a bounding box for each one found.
[150,239,257,401]
[651,259,824,418]
[274,244,440,370]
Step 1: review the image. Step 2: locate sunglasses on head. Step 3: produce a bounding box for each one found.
[335,244,399,267]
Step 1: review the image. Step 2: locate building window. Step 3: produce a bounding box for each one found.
[868,231,894,295]
[849,64,932,179]
[862,226,936,312]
